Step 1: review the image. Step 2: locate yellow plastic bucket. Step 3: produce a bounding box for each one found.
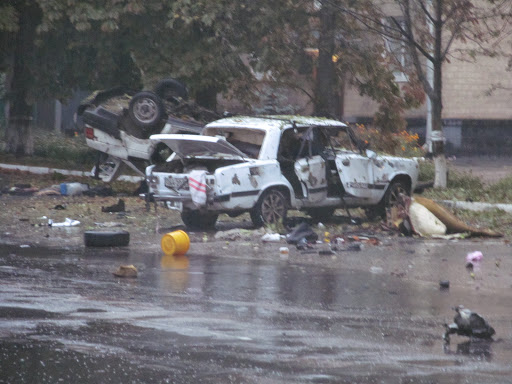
[161,230,190,256]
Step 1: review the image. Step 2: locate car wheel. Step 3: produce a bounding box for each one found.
[128,91,165,128]
[154,78,189,104]
[250,189,288,227]
[84,231,130,247]
[181,210,218,230]
[365,180,409,221]
[306,207,336,221]
[384,180,409,209]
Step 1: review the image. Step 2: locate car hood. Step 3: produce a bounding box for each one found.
[150,134,248,160]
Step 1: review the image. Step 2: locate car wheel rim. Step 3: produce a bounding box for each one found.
[133,98,158,123]
[261,191,286,223]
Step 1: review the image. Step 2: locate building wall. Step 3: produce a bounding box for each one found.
[342,35,512,155]
[443,53,512,120]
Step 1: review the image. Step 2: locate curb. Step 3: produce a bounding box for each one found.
[0,163,143,183]
[440,200,512,213]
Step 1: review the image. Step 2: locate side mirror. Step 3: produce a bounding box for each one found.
[366,149,377,159]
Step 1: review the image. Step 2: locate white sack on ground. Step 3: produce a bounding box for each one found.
[409,201,447,236]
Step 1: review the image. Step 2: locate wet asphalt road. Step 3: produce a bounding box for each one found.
[1,241,512,384]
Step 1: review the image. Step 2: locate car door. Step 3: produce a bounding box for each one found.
[294,155,328,202]
[286,126,329,203]
[335,153,375,199]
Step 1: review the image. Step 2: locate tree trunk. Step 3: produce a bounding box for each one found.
[314,3,336,118]
[432,0,447,188]
[5,2,41,156]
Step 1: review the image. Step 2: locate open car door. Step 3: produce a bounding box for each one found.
[294,156,328,202]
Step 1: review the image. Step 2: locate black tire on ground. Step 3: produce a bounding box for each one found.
[154,78,189,103]
[181,210,218,230]
[250,189,288,228]
[84,231,130,247]
[306,207,336,221]
[128,91,165,128]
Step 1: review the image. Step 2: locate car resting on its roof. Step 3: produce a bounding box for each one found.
[145,116,420,229]
[78,79,211,182]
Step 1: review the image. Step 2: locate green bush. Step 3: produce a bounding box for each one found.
[418,160,435,182]
[447,169,484,190]
[32,130,96,169]
[487,176,512,203]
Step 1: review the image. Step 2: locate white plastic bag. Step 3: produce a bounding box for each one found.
[188,170,207,207]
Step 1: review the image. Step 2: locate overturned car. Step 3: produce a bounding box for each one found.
[145,116,420,229]
[79,79,213,182]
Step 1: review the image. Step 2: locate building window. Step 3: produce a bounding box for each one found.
[383,17,412,83]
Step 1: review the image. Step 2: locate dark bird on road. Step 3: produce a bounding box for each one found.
[443,305,495,344]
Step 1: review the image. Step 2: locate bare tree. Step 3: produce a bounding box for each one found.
[328,0,512,188]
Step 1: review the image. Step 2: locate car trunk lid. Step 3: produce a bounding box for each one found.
[150,134,248,160]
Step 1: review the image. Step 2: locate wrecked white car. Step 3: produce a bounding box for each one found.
[145,116,419,229]
[79,79,207,182]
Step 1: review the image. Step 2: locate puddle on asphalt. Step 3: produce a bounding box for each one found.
[1,244,512,383]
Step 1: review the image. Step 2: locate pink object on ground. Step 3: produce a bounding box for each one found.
[466,251,483,263]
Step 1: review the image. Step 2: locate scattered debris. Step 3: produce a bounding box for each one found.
[261,233,283,242]
[286,222,318,245]
[296,238,314,250]
[112,264,138,278]
[53,204,66,210]
[346,242,363,251]
[48,218,80,227]
[102,199,125,213]
[279,247,289,260]
[466,251,483,263]
[334,237,345,246]
[443,305,495,344]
